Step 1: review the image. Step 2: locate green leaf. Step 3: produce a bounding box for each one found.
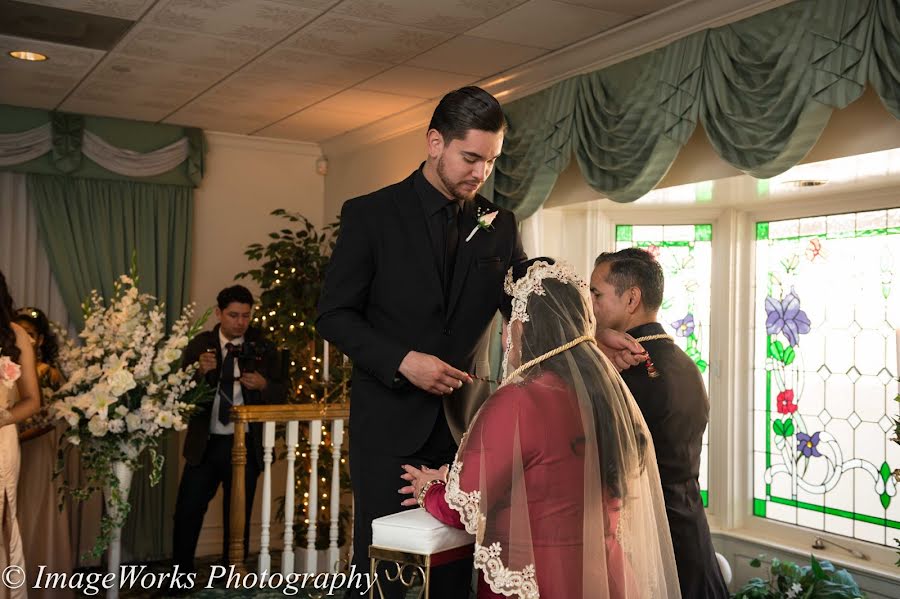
[784,418,794,437]
[783,346,796,365]
[696,359,707,373]
[810,555,825,580]
[774,340,786,361]
[774,420,784,436]
[749,557,762,568]
[880,461,891,483]
[880,492,891,510]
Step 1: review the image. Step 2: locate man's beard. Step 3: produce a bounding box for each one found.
[437,155,480,201]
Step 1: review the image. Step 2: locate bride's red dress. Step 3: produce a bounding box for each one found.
[423,372,637,598]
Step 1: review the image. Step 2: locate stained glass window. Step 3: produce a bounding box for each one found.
[753,209,900,546]
[616,224,713,506]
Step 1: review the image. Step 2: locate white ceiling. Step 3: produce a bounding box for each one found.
[0,0,783,143]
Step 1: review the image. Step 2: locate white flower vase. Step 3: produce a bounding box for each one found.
[103,460,134,599]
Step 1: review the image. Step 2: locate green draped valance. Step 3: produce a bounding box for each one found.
[0,104,205,187]
[489,0,900,217]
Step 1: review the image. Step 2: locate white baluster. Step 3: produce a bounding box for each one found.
[259,422,276,574]
[328,419,345,571]
[306,420,322,572]
[323,340,330,382]
[282,421,298,575]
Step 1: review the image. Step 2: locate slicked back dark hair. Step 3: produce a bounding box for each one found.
[217,285,254,310]
[428,86,507,144]
[594,248,665,311]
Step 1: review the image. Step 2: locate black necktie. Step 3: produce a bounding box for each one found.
[218,342,241,426]
[444,202,461,297]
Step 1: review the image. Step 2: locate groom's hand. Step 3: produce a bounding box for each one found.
[595,328,647,371]
[398,351,472,396]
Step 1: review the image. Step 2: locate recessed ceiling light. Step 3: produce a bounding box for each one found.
[8,50,48,62]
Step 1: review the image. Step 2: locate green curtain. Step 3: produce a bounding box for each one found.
[27,173,192,561]
[489,0,900,217]
[0,105,205,187]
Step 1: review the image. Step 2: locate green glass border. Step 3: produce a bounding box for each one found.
[695,224,712,242]
[616,225,633,242]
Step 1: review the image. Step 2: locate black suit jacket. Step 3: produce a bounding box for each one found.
[620,322,727,598]
[317,170,526,455]
[181,324,287,469]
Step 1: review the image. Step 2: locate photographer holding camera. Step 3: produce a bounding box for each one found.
[170,285,286,587]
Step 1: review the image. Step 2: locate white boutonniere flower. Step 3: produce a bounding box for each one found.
[466,209,498,242]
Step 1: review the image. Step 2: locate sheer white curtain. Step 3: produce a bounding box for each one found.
[0,172,70,328]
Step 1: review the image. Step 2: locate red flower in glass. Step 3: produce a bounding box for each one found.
[777,389,797,414]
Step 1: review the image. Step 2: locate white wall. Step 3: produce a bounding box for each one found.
[192,132,325,308]
[323,128,423,222]
[187,131,325,558]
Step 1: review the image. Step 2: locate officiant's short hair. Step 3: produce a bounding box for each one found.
[428,86,507,144]
[594,249,665,311]
[217,285,254,310]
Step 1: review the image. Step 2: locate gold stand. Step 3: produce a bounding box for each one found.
[368,544,474,599]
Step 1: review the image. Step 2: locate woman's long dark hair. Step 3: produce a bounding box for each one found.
[0,270,21,363]
[502,258,647,498]
[14,306,59,366]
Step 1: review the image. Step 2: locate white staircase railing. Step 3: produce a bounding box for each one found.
[228,403,351,575]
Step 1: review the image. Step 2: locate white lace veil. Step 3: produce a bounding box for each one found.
[445,259,680,598]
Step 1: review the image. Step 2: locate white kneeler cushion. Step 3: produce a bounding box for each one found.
[371,508,475,555]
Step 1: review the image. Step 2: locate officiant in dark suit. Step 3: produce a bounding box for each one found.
[590,248,728,599]
[171,284,287,584]
[317,87,527,599]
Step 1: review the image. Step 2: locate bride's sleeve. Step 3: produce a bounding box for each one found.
[443,385,536,530]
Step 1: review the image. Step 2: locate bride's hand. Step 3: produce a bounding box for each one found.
[399,464,447,507]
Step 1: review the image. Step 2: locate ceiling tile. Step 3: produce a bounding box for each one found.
[61,86,190,122]
[313,89,425,118]
[15,0,155,20]
[167,77,341,133]
[332,0,528,34]
[114,24,265,71]
[145,0,322,44]
[241,47,390,88]
[0,34,104,108]
[256,106,381,142]
[469,0,632,50]
[553,0,680,17]
[283,14,452,64]
[356,66,474,99]
[407,35,546,77]
[86,54,227,94]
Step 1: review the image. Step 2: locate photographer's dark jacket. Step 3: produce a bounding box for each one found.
[181,324,287,469]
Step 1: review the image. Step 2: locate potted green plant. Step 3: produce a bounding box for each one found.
[733,554,865,598]
[237,209,352,567]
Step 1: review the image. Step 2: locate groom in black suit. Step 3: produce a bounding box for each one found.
[317,87,526,598]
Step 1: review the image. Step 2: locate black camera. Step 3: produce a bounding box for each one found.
[235,340,270,374]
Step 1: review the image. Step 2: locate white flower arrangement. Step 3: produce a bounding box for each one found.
[53,271,211,557]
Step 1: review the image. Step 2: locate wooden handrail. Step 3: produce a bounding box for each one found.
[229,402,350,569]
[233,403,350,424]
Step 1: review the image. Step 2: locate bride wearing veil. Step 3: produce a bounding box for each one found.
[402,258,680,598]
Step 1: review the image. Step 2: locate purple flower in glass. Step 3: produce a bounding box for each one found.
[765,287,811,347]
[796,432,822,458]
[671,313,695,337]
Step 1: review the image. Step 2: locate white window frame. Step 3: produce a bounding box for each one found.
[540,180,900,575]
